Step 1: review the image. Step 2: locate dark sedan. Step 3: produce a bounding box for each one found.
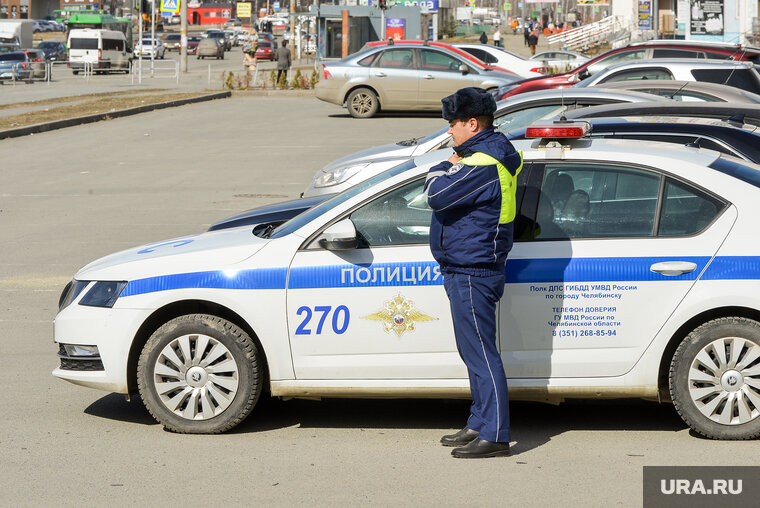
[37,41,67,61]
[208,194,331,232]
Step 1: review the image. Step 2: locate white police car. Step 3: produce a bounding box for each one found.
[55,124,760,439]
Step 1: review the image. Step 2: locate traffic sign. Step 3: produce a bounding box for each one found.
[503,2,511,10]
[160,0,179,14]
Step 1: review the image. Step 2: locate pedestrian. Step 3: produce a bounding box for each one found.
[528,29,538,56]
[275,39,291,84]
[479,31,488,44]
[424,87,523,459]
[511,19,518,35]
[243,38,258,70]
[493,27,502,47]
[523,25,529,46]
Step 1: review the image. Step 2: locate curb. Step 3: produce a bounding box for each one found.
[0,91,232,140]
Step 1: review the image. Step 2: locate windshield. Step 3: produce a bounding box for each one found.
[270,159,419,239]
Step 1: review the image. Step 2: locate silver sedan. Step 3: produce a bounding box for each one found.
[315,42,519,119]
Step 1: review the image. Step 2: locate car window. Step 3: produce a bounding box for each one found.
[658,179,723,235]
[495,104,569,132]
[357,53,377,66]
[103,38,124,51]
[376,49,415,69]
[69,38,98,50]
[652,49,706,59]
[271,160,419,239]
[691,68,760,94]
[350,179,431,247]
[421,49,462,72]
[653,89,721,102]
[587,50,646,76]
[533,164,661,239]
[600,68,673,83]
[462,47,495,64]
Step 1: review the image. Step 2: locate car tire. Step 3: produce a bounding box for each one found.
[72,70,79,75]
[137,313,263,434]
[221,53,224,60]
[347,87,379,119]
[669,317,760,440]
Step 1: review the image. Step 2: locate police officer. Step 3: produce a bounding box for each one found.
[424,87,522,459]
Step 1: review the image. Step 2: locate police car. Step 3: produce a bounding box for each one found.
[54,124,760,439]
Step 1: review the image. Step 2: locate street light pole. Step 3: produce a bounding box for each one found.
[180,0,187,72]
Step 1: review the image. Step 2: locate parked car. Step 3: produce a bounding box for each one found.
[365,40,521,76]
[196,37,224,59]
[186,36,201,55]
[209,194,331,231]
[453,43,543,78]
[37,41,66,61]
[496,40,760,99]
[528,50,590,74]
[574,59,760,95]
[163,33,181,51]
[304,88,665,196]
[0,51,32,82]
[53,130,760,441]
[254,41,275,61]
[133,37,166,59]
[316,42,519,118]
[21,49,46,78]
[33,19,53,32]
[224,17,243,27]
[597,80,760,104]
[562,101,760,127]
[508,116,760,163]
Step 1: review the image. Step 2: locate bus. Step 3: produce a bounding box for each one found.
[66,13,133,49]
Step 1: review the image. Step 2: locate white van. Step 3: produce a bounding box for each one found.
[67,29,130,75]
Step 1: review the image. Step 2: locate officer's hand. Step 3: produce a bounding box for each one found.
[448,153,463,164]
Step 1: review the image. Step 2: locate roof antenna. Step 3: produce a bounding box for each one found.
[559,86,567,121]
[666,81,690,100]
[685,137,702,149]
[723,113,746,128]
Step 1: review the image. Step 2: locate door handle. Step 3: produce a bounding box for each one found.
[423,74,434,79]
[650,261,698,276]
[375,72,386,77]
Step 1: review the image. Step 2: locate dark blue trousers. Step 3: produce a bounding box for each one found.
[443,271,510,443]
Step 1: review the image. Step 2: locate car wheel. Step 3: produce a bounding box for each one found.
[72,70,79,75]
[669,317,760,440]
[347,87,379,119]
[221,53,224,60]
[137,313,263,434]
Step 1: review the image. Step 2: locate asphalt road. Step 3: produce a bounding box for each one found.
[0,96,752,507]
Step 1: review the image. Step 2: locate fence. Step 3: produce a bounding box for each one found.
[545,16,631,52]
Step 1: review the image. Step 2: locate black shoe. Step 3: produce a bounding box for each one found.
[451,438,510,458]
[440,427,479,447]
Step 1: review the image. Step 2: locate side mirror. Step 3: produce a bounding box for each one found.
[317,218,358,250]
[459,64,469,74]
[577,69,590,81]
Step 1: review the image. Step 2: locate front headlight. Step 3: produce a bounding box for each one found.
[313,163,369,188]
[58,279,90,311]
[79,281,128,308]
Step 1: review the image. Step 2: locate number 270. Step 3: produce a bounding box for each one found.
[295,305,350,335]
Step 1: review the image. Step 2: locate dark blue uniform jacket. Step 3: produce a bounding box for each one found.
[425,127,522,276]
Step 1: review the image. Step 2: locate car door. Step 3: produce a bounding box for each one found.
[286,177,463,380]
[500,160,735,378]
[368,48,419,109]
[417,48,476,107]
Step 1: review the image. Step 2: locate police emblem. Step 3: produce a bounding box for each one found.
[446,163,464,175]
[362,293,437,338]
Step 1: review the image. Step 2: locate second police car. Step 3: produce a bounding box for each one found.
[54,124,760,439]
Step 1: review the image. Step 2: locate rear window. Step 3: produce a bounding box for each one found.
[258,42,271,48]
[691,68,760,94]
[69,38,98,50]
[0,53,25,61]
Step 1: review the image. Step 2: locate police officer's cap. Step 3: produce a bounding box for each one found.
[441,87,497,121]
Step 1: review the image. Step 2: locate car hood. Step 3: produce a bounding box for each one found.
[76,227,270,281]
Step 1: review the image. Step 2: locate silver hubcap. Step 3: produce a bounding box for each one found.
[153,333,239,421]
[351,93,373,115]
[688,337,760,425]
